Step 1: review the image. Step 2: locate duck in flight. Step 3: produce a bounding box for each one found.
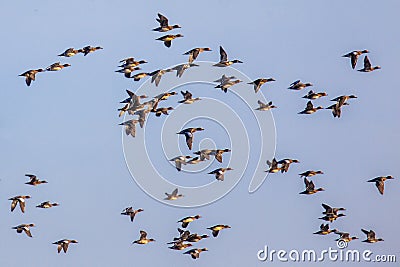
[165,188,184,200]
[298,101,323,114]
[183,248,208,259]
[208,167,233,181]
[9,195,31,213]
[152,13,181,32]
[178,90,201,104]
[302,90,327,100]
[177,127,204,150]
[342,49,369,69]
[367,175,394,195]
[121,207,144,222]
[19,68,44,86]
[169,155,192,171]
[80,45,103,56]
[12,223,35,237]
[255,100,277,111]
[248,78,275,93]
[36,201,59,209]
[183,47,212,64]
[213,46,243,67]
[361,229,384,243]
[52,239,78,254]
[299,178,324,195]
[156,34,183,48]
[25,174,48,186]
[207,225,231,237]
[119,119,139,137]
[288,80,313,90]
[357,56,381,72]
[58,48,81,57]
[132,230,155,245]
[177,215,201,228]
[313,223,336,235]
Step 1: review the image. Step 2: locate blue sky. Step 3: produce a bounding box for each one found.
[0,1,399,266]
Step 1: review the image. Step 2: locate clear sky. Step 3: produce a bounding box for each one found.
[0,0,399,266]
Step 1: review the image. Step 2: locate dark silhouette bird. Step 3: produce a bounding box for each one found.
[299,178,324,195]
[357,56,381,72]
[361,229,384,243]
[80,45,103,56]
[152,13,181,32]
[121,207,144,222]
[213,46,243,67]
[248,78,275,93]
[52,239,78,253]
[19,69,44,86]
[313,224,336,235]
[342,50,369,69]
[183,248,208,259]
[367,176,394,195]
[177,127,204,150]
[25,174,48,186]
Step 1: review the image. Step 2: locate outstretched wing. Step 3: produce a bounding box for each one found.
[219,46,228,62]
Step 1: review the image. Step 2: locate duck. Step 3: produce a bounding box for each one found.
[183,47,212,64]
[80,45,103,56]
[214,74,236,84]
[266,158,281,173]
[156,34,183,48]
[213,46,243,67]
[255,100,277,111]
[134,108,151,128]
[168,241,193,250]
[36,201,59,209]
[120,90,147,104]
[169,155,192,171]
[119,119,139,138]
[154,91,177,101]
[25,174,48,186]
[186,157,205,165]
[52,239,78,253]
[121,207,144,222]
[215,79,242,93]
[151,106,174,117]
[169,228,191,243]
[132,230,155,245]
[130,72,151,81]
[58,48,81,57]
[165,188,184,200]
[361,229,384,243]
[313,224,336,235]
[118,103,130,117]
[9,195,31,213]
[118,58,148,68]
[152,13,181,32]
[342,49,369,69]
[177,127,204,150]
[12,223,35,237]
[298,170,324,178]
[193,149,214,161]
[367,176,394,195]
[171,63,199,78]
[321,203,345,215]
[186,233,209,243]
[45,62,71,71]
[184,248,208,259]
[208,168,233,181]
[319,213,346,222]
[299,178,324,195]
[277,158,300,173]
[115,66,141,78]
[302,90,327,100]
[149,69,173,86]
[210,149,231,163]
[288,80,313,90]
[248,78,276,93]
[358,56,381,72]
[298,101,323,114]
[207,225,231,237]
[19,69,44,86]
[331,95,357,107]
[178,215,201,228]
[326,102,348,118]
[334,231,358,243]
[178,90,201,104]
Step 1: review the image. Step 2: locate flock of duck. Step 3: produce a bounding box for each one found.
[15,11,393,259]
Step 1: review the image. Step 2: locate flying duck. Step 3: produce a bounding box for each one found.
[165,188,184,200]
[213,46,243,67]
[178,215,201,228]
[357,56,381,72]
[298,101,323,114]
[342,50,369,69]
[248,78,275,93]
[9,195,31,213]
[152,13,181,32]
[183,47,212,64]
[12,224,35,237]
[19,69,44,86]
[299,178,324,195]
[53,239,78,253]
[121,207,144,222]
[177,127,204,150]
[25,174,48,186]
[367,176,394,195]
[156,34,183,48]
[288,80,313,90]
[208,168,233,181]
